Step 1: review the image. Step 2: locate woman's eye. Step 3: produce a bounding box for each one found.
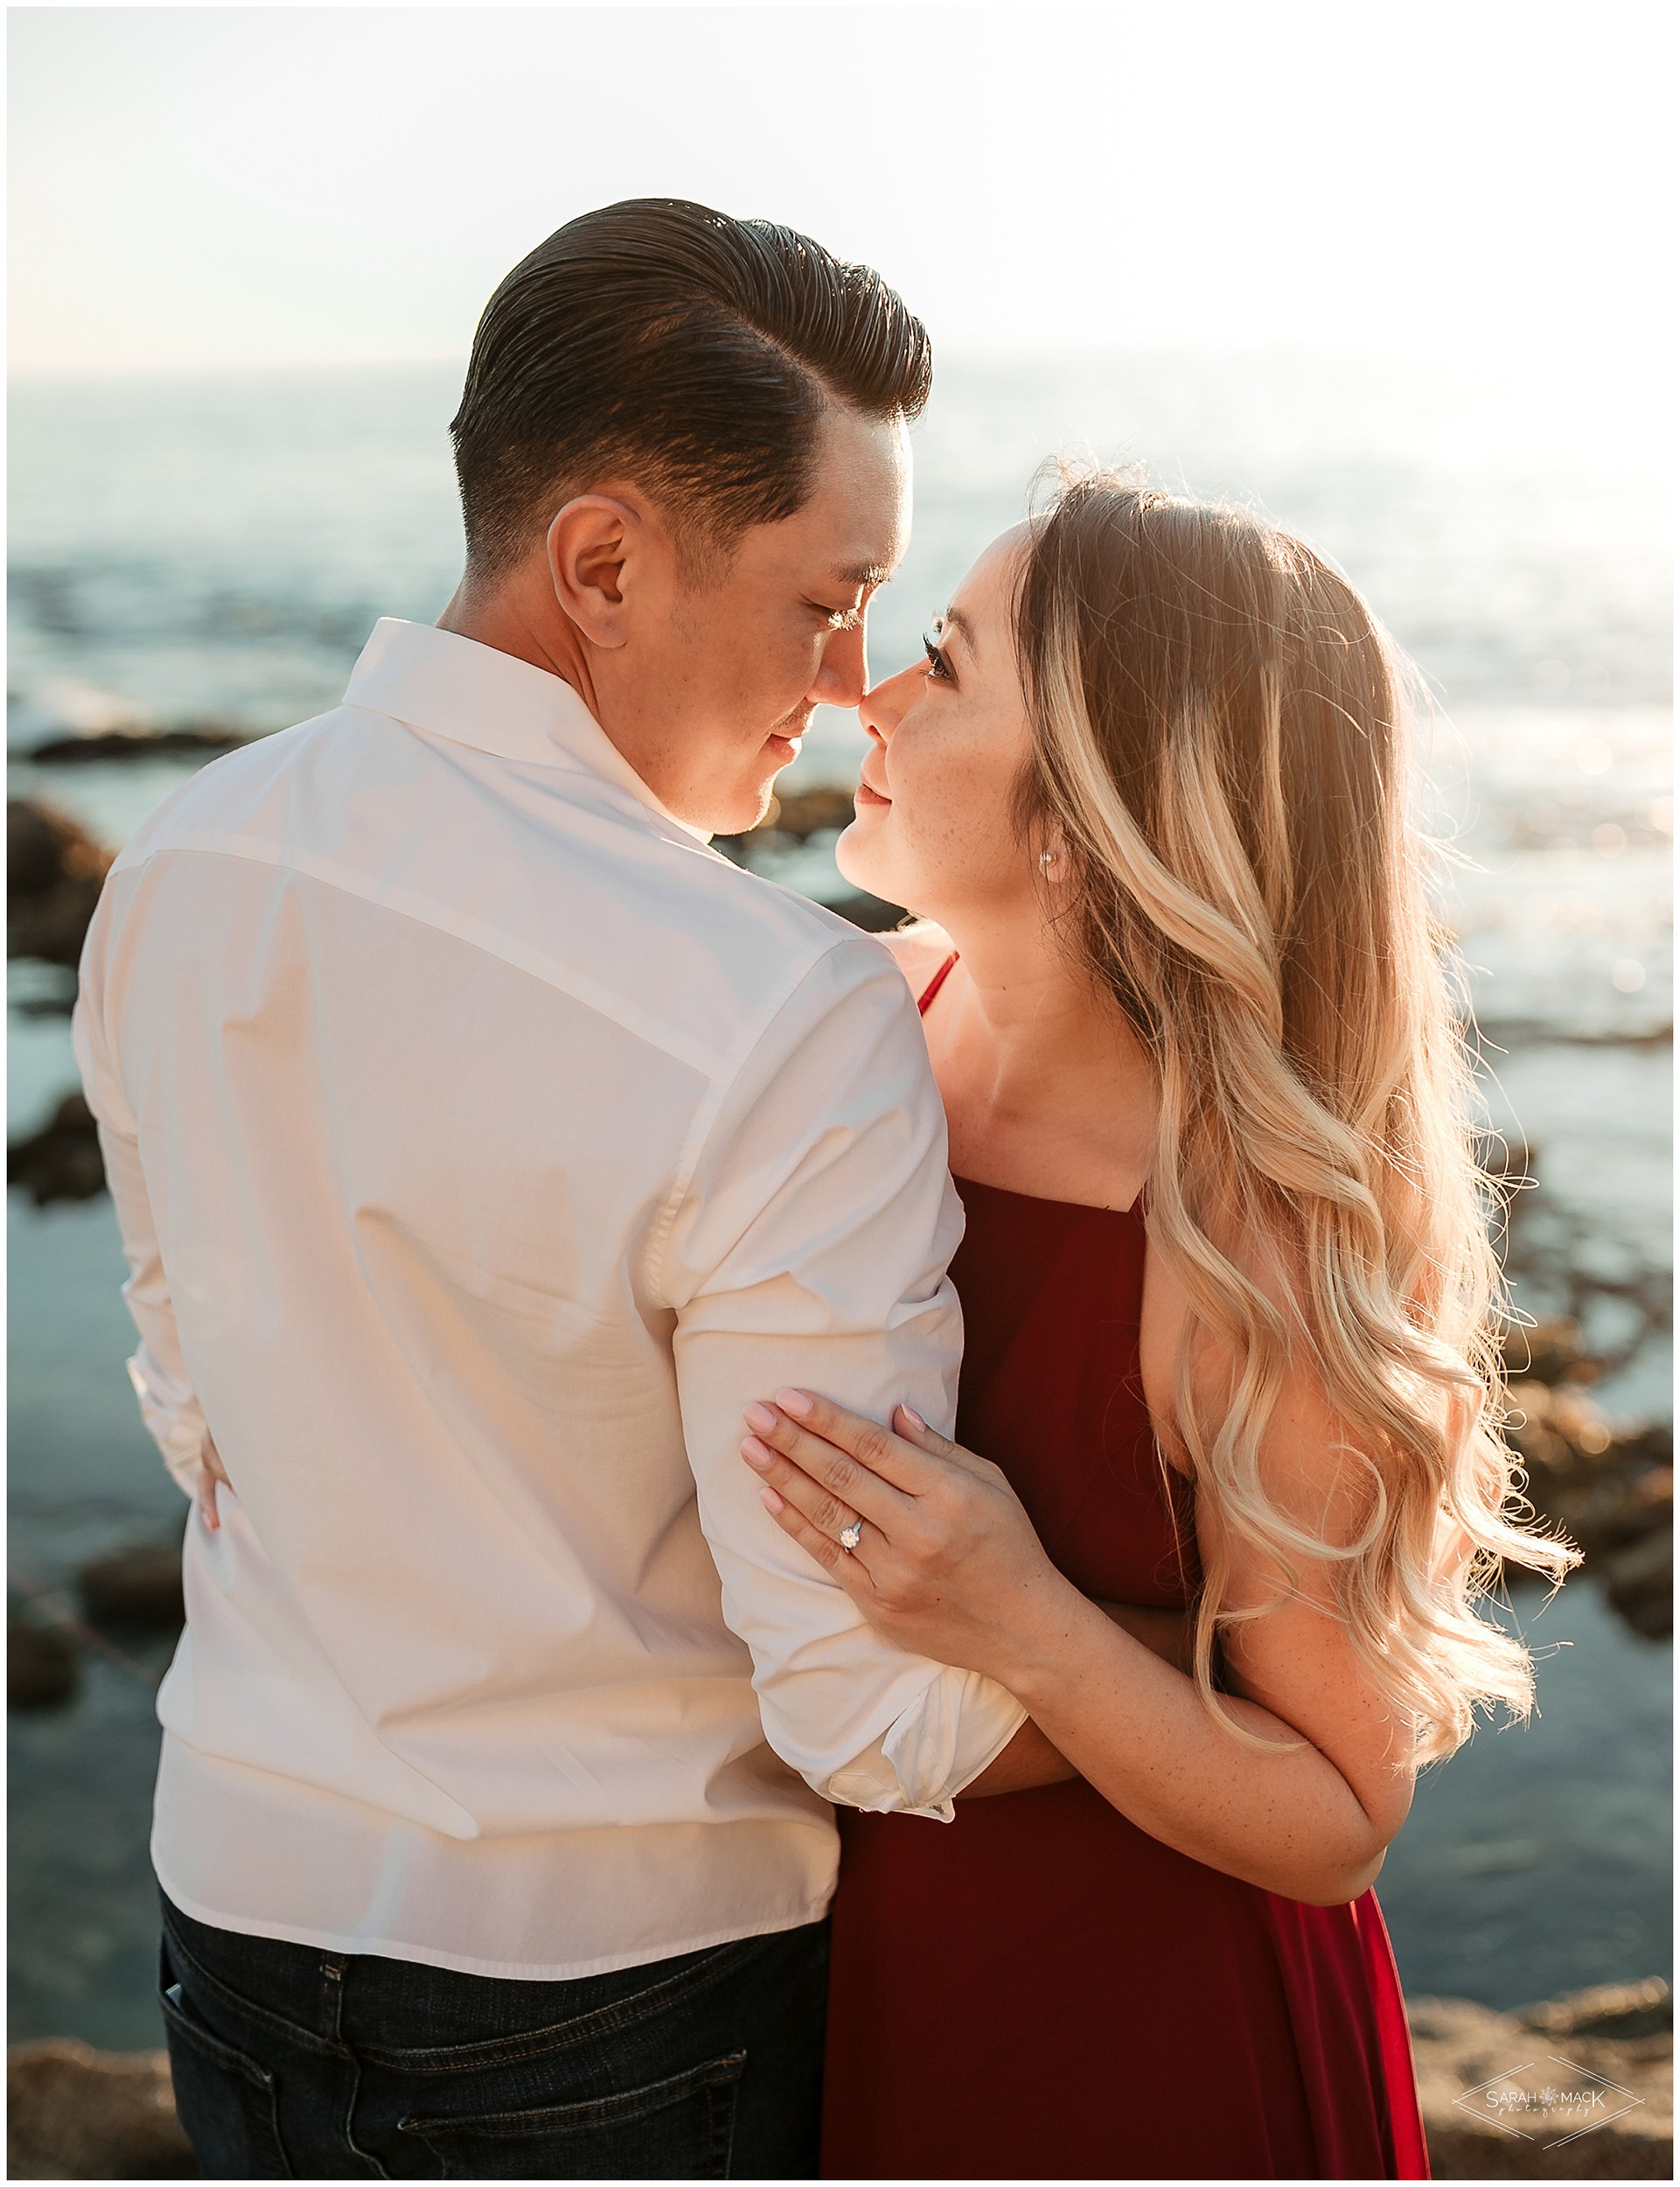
[923,635,953,682]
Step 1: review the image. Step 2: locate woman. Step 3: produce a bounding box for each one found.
[737,475,1576,2180]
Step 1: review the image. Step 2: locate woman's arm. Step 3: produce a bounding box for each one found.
[955,1601,1196,1798]
[739,1372,1413,1904]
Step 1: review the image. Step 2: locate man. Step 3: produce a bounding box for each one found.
[73,199,1034,2179]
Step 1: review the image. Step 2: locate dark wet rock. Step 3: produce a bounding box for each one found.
[1495,1315,1674,1640]
[7,799,113,968]
[762,785,860,839]
[1501,1313,1605,1388]
[8,1616,80,1709]
[1502,1374,1673,1639]
[1410,1978,1671,2177]
[78,1543,185,1632]
[9,1094,108,1205]
[829,890,910,933]
[6,2040,195,2178]
[1519,1976,1676,2042]
[1600,1527,1675,1641]
[25,723,245,765]
[713,803,907,935]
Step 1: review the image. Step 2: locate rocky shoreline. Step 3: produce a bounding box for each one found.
[1409,1977,1672,2178]
[7,1977,1671,2178]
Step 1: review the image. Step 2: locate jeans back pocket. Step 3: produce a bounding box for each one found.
[160,1977,293,2180]
[401,2049,748,2180]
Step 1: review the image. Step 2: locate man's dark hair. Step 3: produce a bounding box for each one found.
[449,198,932,578]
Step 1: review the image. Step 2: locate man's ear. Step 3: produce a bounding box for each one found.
[546,491,652,649]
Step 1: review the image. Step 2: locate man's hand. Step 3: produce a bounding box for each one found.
[197,1432,233,1531]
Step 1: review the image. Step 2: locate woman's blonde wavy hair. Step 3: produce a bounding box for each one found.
[1013,471,1578,1767]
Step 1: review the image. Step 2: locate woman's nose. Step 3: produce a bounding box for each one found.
[859,660,922,743]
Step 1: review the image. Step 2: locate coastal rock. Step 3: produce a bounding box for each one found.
[1501,1314,1605,1389]
[1500,1324,1674,1641]
[758,785,860,839]
[713,794,908,934]
[7,1615,80,1709]
[78,1542,185,1632]
[7,800,112,968]
[828,891,910,933]
[24,724,244,765]
[1519,1977,1676,2041]
[8,1094,108,1206]
[1600,1527,1675,1641]
[6,2040,195,2179]
[1409,1978,1671,2178]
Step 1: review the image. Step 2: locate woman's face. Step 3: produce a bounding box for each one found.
[835,526,1040,926]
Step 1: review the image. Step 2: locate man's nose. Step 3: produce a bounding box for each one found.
[811,618,870,709]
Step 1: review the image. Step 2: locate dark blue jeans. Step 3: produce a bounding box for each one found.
[158,1892,826,2179]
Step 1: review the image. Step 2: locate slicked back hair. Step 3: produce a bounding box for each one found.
[450,198,932,578]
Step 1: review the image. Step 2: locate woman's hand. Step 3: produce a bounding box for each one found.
[739,1390,1084,1686]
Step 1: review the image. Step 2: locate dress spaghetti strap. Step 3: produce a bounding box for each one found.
[917,951,959,1015]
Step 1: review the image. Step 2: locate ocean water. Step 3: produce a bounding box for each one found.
[7,354,1671,2045]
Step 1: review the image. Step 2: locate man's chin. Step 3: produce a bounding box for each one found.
[701,776,782,841]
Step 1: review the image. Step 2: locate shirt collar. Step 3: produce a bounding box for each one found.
[343,618,713,842]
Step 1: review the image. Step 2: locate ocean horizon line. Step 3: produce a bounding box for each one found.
[8,332,1658,392]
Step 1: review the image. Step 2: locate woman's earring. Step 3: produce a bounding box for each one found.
[1039,849,1056,871]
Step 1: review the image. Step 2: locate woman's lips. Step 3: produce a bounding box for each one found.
[855,780,890,807]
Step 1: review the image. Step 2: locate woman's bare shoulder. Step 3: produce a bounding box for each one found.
[874,919,957,1000]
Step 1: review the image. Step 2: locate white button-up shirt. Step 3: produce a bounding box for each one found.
[72,619,1025,1980]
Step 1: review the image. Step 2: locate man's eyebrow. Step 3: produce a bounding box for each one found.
[833,561,892,589]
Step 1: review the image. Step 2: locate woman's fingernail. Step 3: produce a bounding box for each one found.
[742,1402,778,1434]
[741,1436,774,1470]
[899,1405,929,1435]
[759,1485,786,1513]
[776,1388,813,1418]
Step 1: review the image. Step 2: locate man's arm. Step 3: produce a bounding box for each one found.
[72,884,213,1503]
[659,937,1027,1818]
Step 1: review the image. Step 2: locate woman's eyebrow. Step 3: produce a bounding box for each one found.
[941,606,978,653]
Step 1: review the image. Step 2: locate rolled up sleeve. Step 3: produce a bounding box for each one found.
[660,936,1027,1819]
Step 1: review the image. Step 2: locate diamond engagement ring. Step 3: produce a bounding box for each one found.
[839,1518,863,1554]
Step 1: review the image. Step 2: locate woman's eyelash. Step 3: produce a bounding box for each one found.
[923,635,953,681]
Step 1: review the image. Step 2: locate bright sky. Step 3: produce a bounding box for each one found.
[7,2,1670,376]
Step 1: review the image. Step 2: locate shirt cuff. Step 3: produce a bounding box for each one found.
[819,1666,1028,1822]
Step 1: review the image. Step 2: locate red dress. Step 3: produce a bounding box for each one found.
[819,964,1429,2180]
